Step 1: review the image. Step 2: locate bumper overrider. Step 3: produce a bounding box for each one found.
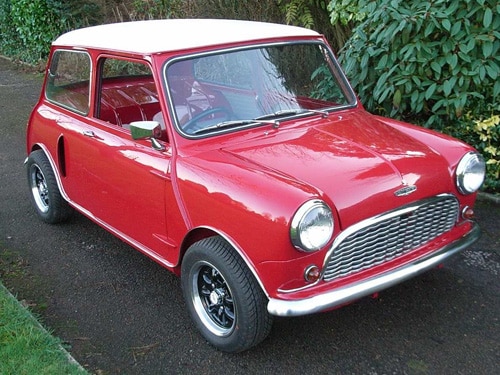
[268,222,480,317]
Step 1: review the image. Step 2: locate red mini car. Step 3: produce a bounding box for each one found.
[26,19,485,352]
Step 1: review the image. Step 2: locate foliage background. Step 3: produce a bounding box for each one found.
[0,0,497,192]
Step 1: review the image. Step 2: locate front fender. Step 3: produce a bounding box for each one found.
[176,151,328,297]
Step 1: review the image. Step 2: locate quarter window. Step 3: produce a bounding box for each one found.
[45,50,91,114]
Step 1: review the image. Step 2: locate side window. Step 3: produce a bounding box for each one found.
[45,50,91,114]
[97,58,161,131]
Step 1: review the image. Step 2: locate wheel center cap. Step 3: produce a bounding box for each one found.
[209,290,221,305]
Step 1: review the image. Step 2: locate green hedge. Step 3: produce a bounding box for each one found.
[11,0,62,62]
[0,0,100,63]
[0,0,19,57]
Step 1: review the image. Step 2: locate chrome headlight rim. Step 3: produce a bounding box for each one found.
[456,151,486,195]
[290,199,334,252]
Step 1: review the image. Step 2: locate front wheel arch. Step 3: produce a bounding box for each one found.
[177,228,267,293]
[181,236,273,352]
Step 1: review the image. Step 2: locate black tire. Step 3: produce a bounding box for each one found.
[181,236,273,352]
[26,149,73,224]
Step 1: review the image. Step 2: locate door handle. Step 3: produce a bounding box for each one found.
[82,130,95,138]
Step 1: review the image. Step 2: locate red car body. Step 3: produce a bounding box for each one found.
[26,19,484,351]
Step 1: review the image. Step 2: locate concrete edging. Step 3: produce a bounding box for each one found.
[0,283,87,373]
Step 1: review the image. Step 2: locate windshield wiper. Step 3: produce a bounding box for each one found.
[193,119,280,135]
[193,109,329,135]
[255,108,329,120]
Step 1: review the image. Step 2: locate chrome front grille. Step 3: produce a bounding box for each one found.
[322,195,459,282]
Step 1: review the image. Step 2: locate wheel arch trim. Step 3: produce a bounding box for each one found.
[25,142,71,203]
[180,226,271,299]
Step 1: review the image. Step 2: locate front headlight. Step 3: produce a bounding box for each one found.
[290,200,334,252]
[456,152,485,194]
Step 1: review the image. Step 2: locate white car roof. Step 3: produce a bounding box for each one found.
[53,19,320,54]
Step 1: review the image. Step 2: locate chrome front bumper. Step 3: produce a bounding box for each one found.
[267,223,480,317]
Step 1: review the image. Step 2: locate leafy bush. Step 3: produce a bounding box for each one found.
[8,0,63,63]
[1,0,100,64]
[464,112,500,193]
[0,0,20,57]
[278,0,352,51]
[339,0,499,127]
[327,0,365,26]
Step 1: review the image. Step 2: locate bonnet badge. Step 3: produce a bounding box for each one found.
[394,185,417,197]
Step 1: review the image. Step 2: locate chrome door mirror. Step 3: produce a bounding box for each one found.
[130,120,162,140]
[129,121,165,151]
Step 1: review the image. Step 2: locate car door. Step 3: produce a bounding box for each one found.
[51,53,173,260]
[67,121,171,255]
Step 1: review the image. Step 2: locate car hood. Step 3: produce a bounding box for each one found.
[219,111,453,229]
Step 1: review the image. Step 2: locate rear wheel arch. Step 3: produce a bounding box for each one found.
[26,148,73,223]
[27,144,66,196]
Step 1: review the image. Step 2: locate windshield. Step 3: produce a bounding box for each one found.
[164,42,356,137]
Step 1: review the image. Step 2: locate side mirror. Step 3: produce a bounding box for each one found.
[130,121,162,140]
[129,121,165,151]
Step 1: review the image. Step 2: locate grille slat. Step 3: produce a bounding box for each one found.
[323,196,459,281]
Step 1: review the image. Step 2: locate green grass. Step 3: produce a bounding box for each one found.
[0,282,88,375]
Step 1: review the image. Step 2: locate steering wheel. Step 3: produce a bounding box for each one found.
[183,107,232,134]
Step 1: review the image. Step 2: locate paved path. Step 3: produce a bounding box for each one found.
[1,57,499,374]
